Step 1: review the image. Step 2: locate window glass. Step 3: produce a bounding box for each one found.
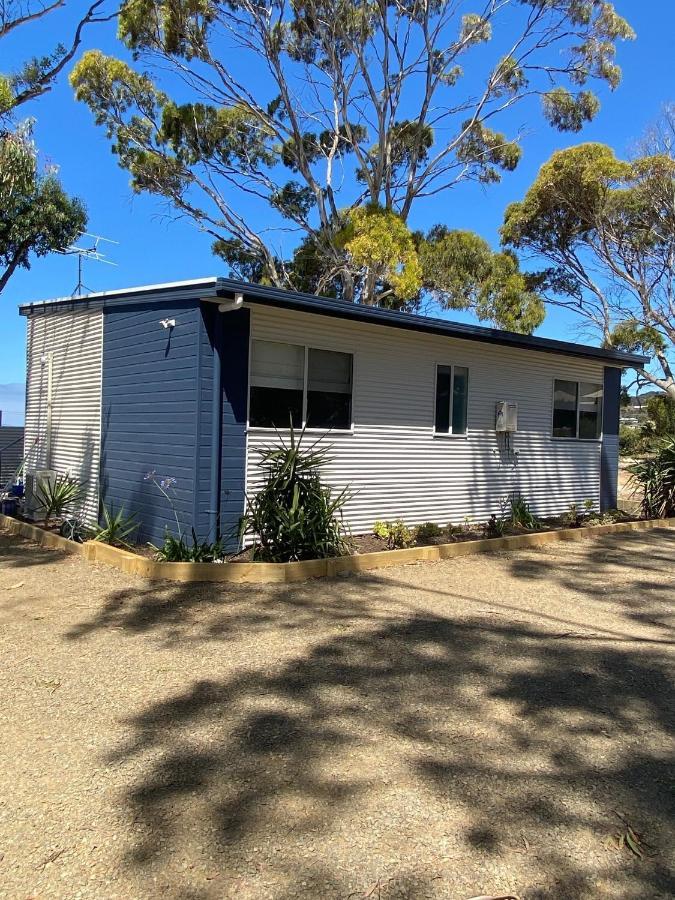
[435,365,451,433]
[306,348,353,429]
[553,380,578,438]
[578,382,603,439]
[452,366,469,435]
[249,340,304,428]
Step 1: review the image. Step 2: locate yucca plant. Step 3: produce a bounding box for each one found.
[240,426,351,562]
[93,504,139,549]
[35,473,85,528]
[629,438,675,519]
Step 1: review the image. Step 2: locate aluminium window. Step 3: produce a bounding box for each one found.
[552,379,603,439]
[249,339,353,430]
[434,364,469,435]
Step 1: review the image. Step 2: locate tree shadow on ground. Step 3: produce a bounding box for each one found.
[0,532,70,569]
[63,532,675,899]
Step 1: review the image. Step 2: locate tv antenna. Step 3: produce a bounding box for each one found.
[58,231,119,296]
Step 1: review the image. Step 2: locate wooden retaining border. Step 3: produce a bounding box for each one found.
[2,512,674,584]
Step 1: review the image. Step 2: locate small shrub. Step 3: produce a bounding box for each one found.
[415,521,443,544]
[35,473,84,527]
[372,519,415,549]
[619,424,643,457]
[94,504,139,549]
[240,426,351,562]
[503,492,539,529]
[562,502,583,527]
[59,516,92,543]
[629,438,675,519]
[484,514,507,538]
[152,528,224,562]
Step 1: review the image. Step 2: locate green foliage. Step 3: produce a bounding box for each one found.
[152,528,224,562]
[629,438,675,519]
[59,517,93,543]
[415,521,443,544]
[93,504,139,549]
[643,395,675,439]
[542,88,600,132]
[619,424,643,458]
[373,519,415,550]
[484,514,507,538]
[71,0,634,307]
[503,492,540,529]
[337,206,422,303]
[419,227,545,333]
[0,147,86,293]
[35,474,85,527]
[240,427,351,562]
[501,140,675,393]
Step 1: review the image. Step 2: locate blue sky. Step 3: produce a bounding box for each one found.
[1,1,674,423]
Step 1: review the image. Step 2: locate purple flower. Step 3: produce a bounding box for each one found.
[160,477,177,490]
[144,470,156,481]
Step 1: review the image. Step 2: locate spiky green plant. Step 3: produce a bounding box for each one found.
[35,473,84,527]
[151,528,223,562]
[93,504,139,549]
[629,438,675,519]
[240,426,351,562]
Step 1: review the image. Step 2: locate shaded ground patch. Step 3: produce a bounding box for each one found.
[0,528,673,899]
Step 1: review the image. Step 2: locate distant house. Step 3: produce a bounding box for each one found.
[19,277,648,549]
[0,424,24,486]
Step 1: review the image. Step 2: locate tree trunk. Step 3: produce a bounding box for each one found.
[0,250,24,294]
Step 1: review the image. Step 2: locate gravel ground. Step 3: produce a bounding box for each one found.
[0,529,673,900]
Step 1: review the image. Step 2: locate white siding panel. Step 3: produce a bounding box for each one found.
[24,307,103,523]
[246,305,608,534]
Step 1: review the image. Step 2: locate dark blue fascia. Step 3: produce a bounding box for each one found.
[101,297,249,549]
[214,278,650,369]
[600,366,622,511]
[21,275,649,368]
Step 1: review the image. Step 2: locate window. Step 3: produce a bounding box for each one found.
[249,340,353,430]
[434,364,469,435]
[552,379,603,439]
[307,348,353,430]
[249,340,304,428]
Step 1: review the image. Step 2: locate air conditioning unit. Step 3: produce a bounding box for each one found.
[24,469,57,520]
[496,401,518,433]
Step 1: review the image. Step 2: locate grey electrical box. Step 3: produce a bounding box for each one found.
[496,401,518,432]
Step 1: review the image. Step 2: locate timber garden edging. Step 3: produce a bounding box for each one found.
[1,512,674,584]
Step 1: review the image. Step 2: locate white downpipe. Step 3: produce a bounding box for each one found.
[45,351,53,469]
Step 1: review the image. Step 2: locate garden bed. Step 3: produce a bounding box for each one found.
[1,511,673,584]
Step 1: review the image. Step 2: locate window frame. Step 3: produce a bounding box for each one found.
[432,362,470,439]
[550,377,604,442]
[247,338,356,434]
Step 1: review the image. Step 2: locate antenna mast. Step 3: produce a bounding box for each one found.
[58,231,119,295]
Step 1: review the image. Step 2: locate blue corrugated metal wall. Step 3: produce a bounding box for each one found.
[101,299,249,549]
[601,366,621,511]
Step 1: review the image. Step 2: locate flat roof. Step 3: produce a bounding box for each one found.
[19,275,649,367]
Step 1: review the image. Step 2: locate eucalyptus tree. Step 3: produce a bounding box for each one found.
[501,141,675,397]
[71,0,633,322]
[0,0,109,294]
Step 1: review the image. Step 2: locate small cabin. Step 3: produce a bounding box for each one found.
[19,277,647,549]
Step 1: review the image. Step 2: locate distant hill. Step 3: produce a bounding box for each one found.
[626,391,662,408]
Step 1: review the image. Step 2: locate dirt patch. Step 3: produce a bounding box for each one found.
[0,527,673,899]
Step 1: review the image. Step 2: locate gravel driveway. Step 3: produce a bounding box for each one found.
[0,529,673,900]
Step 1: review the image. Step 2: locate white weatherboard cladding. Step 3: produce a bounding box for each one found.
[24,307,103,523]
[246,305,610,534]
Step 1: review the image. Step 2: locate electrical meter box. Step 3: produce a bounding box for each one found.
[495,401,518,433]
